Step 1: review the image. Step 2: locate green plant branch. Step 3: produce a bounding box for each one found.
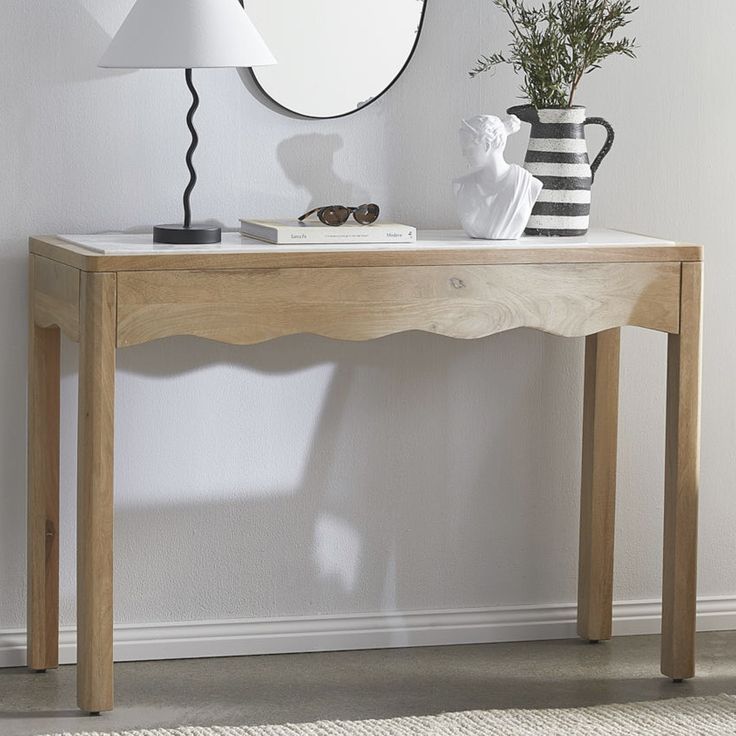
[470,0,638,109]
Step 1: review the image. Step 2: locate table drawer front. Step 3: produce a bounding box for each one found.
[116,263,681,347]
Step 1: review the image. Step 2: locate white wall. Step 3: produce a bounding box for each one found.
[1,0,735,658]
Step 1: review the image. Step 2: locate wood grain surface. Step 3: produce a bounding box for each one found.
[27,256,61,671]
[31,255,80,341]
[661,261,702,680]
[76,271,117,713]
[116,263,681,347]
[577,329,620,642]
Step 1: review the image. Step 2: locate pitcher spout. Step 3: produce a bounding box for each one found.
[506,104,538,124]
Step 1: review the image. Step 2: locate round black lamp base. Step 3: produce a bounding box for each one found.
[153,224,222,245]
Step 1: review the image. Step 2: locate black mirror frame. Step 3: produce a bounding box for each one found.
[239,0,429,120]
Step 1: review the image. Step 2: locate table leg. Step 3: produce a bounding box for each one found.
[77,271,116,713]
[662,262,702,680]
[27,271,61,671]
[577,328,620,642]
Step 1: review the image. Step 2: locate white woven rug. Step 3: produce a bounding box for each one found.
[41,694,736,736]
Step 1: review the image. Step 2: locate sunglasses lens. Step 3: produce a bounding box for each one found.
[354,203,379,224]
[320,206,350,226]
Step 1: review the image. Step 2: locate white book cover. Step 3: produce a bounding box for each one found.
[241,219,416,244]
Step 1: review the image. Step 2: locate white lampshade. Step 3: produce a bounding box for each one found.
[99,0,276,69]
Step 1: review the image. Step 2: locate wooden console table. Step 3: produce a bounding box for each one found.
[27,229,702,713]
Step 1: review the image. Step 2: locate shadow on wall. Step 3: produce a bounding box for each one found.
[53,330,585,628]
[242,0,474,228]
[276,134,370,211]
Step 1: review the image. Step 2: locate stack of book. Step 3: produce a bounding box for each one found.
[240,219,416,245]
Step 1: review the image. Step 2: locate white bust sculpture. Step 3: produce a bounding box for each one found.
[454,114,542,240]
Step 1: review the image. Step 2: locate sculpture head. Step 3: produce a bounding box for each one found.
[460,114,521,168]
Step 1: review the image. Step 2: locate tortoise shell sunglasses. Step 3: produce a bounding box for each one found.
[298,203,380,226]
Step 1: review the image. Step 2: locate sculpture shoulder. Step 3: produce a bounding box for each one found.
[511,164,543,192]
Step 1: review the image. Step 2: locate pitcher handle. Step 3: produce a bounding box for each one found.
[584,117,615,184]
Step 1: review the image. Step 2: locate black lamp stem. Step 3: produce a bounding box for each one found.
[183,67,199,229]
[152,67,220,244]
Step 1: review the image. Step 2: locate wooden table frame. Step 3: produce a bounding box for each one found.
[26,232,703,713]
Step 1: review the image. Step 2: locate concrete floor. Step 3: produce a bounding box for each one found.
[1,632,735,736]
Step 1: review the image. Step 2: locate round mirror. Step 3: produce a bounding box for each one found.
[245,0,427,119]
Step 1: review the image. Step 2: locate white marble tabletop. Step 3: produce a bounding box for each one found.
[59,228,674,256]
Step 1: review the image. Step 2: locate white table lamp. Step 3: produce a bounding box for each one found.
[100,0,276,244]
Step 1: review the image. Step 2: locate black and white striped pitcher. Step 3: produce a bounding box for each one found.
[507,105,614,236]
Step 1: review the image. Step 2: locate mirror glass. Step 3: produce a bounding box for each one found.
[246,0,427,119]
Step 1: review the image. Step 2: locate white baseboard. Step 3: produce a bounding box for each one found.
[2,596,735,669]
